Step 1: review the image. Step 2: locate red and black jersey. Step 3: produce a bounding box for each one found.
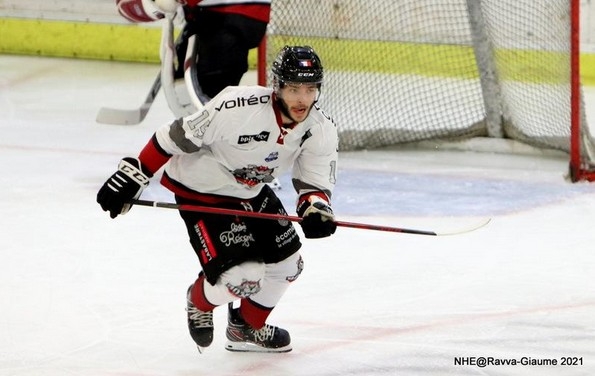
[185,0,271,23]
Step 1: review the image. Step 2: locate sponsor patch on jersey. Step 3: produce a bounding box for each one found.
[238,131,270,144]
[215,94,271,111]
[265,152,279,162]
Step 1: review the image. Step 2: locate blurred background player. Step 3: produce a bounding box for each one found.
[96,45,338,353]
[115,0,270,109]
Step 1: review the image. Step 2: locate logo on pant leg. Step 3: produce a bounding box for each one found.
[286,255,304,282]
[226,279,262,298]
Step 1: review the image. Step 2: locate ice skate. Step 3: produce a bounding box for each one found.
[225,303,292,353]
[186,285,214,353]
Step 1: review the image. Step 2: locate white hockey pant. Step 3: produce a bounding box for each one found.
[203,252,303,308]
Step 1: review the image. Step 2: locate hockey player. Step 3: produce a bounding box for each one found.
[96,46,338,353]
[116,0,270,99]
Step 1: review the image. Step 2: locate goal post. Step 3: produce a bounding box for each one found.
[259,0,595,182]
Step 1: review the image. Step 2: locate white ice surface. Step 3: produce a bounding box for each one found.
[1,55,594,376]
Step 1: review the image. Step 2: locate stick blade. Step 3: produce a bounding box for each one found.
[96,105,150,125]
[435,217,492,236]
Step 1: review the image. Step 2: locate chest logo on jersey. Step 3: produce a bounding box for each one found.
[238,131,270,144]
[232,165,275,187]
[215,94,271,111]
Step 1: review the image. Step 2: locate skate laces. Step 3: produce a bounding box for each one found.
[251,324,276,342]
[186,303,213,328]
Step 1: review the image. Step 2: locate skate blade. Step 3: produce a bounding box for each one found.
[225,340,292,353]
[196,345,207,354]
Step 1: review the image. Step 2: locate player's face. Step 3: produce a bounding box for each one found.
[279,82,319,123]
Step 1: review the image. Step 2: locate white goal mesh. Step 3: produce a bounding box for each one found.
[263,0,594,166]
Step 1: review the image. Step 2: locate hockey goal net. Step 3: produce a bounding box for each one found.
[259,0,595,182]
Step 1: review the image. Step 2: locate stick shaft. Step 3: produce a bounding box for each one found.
[130,199,438,236]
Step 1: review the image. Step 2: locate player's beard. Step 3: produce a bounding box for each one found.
[277,97,315,124]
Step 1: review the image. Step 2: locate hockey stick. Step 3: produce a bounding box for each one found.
[96,73,161,125]
[130,199,491,236]
[95,13,187,125]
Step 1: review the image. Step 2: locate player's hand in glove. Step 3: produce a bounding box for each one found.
[296,192,337,239]
[97,157,152,219]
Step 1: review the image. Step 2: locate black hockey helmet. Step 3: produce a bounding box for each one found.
[272,46,324,86]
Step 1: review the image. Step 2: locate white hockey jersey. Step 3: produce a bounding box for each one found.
[145,85,338,201]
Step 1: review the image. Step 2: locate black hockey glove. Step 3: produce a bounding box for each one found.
[296,193,337,239]
[97,157,151,219]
